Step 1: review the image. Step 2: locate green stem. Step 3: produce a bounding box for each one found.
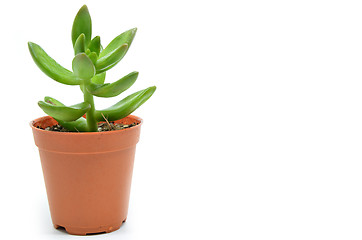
[82,83,98,132]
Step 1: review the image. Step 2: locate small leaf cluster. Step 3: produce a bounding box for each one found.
[28,5,156,132]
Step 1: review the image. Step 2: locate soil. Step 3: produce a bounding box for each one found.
[37,122,139,132]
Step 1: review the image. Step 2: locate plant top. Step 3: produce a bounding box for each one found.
[28,5,156,132]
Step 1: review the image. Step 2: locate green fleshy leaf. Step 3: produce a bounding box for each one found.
[59,118,88,132]
[72,53,95,80]
[94,28,136,73]
[44,97,88,131]
[88,36,101,55]
[38,100,91,122]
[87,52,98,65]
[91,72,106,84]
[95,44,128,73]
[94,86,156,121]
[28,42,79,85]
[74,33,86,55]
[72,5,92,47]
[99,28,136,59]
[87,71,138,98]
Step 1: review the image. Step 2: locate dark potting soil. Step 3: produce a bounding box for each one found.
[37,122,139,132]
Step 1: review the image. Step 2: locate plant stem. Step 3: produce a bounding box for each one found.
[82,83,98,132]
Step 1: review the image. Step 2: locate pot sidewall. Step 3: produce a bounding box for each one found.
[31,116,142,234]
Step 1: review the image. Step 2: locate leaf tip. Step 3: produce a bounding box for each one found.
[44,96,53,104]
[79,4,89,14]
[28,41,36,50]
[145,86,157,98]
[150,86,157,92]
[37,101,44,107]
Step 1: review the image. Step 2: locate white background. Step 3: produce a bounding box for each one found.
[1,0,362,239]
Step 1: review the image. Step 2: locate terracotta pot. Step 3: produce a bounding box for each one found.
[30,115,142,235]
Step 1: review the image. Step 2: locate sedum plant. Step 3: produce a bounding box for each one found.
[28,5,156,132]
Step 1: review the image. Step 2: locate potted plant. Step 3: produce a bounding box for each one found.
[29,5,156,235]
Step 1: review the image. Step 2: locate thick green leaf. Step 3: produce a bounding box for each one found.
[72,53,95,80]
[72,5,92,47]
[59,118,88,132]
[87,52,98,65]
[94,86,156,121]
[28,42,79,85]
[87,71,138,98]
[95,44,128,73]
[38,100,91,122]
[43,96,88,131]
[91,72,106,84]
[88,36,101,55]
[94,28,136,73]
[99,28,137,59]
[74,33,86,55]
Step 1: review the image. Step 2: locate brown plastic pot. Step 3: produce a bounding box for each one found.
[30,115,142,235]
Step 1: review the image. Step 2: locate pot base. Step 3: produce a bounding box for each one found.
[54,218,126,235]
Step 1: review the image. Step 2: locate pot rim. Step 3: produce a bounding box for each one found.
[30,115,143,136]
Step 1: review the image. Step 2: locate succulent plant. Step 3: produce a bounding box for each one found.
[28,5,156,132]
